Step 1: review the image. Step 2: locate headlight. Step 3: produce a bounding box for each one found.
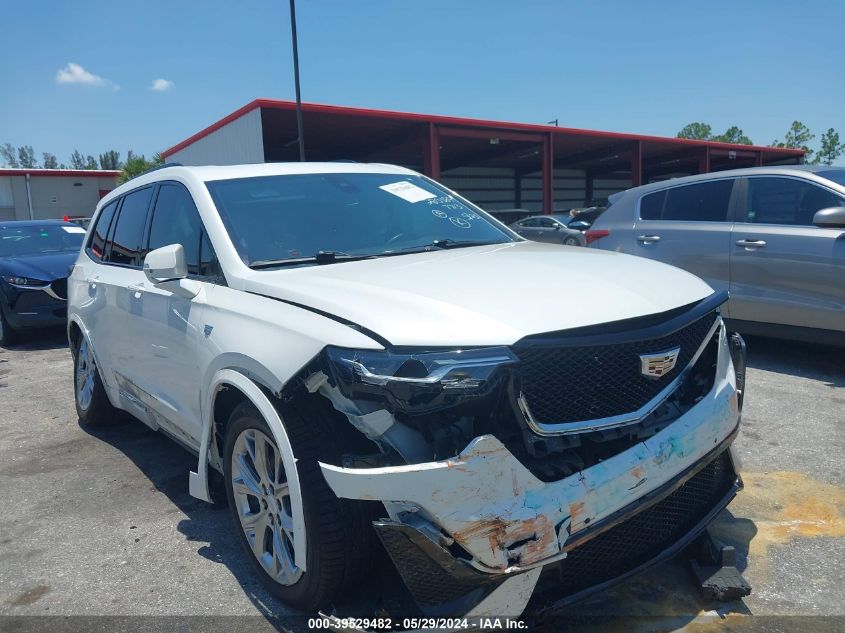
[2,276,50,289]
[325,346,518,415]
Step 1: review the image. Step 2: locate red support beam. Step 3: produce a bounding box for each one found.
[542,133,554,214]
[631,140,643,186]
[698,147,711,174]
[423,123,441,180]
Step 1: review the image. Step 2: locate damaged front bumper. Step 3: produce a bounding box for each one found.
[319,325,742,618]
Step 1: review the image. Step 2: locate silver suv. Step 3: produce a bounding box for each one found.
[588,166,845,345]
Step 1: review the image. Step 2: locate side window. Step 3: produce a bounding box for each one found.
[520,218,537,227]
[744,177,845,226]
[148,183,223,282]
[107,187,153,267]
[148,184,202,274]
[537,217,557,228]
[88,200,118,261]
[662,180,733,222]
[639,190,666,220]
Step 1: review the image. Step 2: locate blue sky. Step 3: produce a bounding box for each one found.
[1,0,843,165]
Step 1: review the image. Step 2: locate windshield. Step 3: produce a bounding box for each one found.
[818,169,845,189]
[0,224,85,257]
[206,173,514,266]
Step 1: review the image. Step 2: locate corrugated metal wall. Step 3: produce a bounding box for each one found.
[442,167,632,212]
[0,175,116,221]
[167,108,264,166]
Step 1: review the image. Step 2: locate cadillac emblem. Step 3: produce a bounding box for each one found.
[639,347,680,379]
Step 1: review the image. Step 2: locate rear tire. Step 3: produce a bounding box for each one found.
[223,399,375,611]
[73,333,117,425]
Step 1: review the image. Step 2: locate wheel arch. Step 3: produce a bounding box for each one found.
[192,367,308,571]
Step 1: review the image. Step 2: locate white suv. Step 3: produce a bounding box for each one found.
[68,163,745,618]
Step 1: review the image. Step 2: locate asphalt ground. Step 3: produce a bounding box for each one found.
[1,328,843,633]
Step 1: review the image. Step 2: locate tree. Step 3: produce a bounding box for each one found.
[772,120,815,162]
[98,150,122,170]
[18,145,38,168]
[0,143,19,167]
[712,126,753,145]
[42,152,59,169]
[69,150,86,169]
[85,155,98,170]
[815,128,844,166]
[118,151,163,184]
[677,122,713,140]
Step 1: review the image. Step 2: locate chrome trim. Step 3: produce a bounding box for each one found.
[43,285,67,301]
[518,318,723,436]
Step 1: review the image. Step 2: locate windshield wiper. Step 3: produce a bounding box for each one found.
[384,239,503,255]
[249,251,377,269]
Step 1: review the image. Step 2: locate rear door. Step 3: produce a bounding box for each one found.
[533,216,563,243]
[631,178,737,303]
[127,182,221,444]
[729,175,845,331]
[99,185,155,415]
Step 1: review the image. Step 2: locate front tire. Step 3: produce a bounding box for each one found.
[563,235,581,246]
[73,333,116,425]
[223,400,373,611]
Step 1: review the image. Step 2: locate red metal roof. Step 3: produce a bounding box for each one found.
[0,169,120,177]
[163,98,805,160]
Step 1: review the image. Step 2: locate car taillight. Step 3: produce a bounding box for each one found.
[585,229,609,245]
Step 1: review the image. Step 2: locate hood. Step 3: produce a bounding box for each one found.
[241,241,714,347]
[0,251,78,282]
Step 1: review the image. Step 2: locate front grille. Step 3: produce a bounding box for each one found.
[50,278,68,300]
[534,449,736,602]
[516,310,718,423]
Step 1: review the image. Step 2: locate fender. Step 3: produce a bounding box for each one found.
[190,368,308,571]
[66,315,121,409]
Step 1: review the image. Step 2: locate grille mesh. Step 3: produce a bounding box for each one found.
[516,311,717,423]
[536,449,735,600]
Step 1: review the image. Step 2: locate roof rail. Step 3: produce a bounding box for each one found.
[142,162,183,175]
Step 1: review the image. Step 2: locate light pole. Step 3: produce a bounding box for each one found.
[289,0,305,161]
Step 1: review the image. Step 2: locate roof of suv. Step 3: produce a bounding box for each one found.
[611,165,845,202]
[101,162,421,207]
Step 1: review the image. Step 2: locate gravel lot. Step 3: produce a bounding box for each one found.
[1,329,843,632]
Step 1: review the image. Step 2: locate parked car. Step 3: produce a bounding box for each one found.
[68,163,746,618]
[0,220,86,345]
[486,208,533,225]
[563,205,607,231]
[510,213,585,245]
[587,166,845,345]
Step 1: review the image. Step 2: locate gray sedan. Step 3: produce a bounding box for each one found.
[510,214,585,246]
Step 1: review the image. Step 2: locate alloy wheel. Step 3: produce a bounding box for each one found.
[75,337,97,411]
[231,428,302,586]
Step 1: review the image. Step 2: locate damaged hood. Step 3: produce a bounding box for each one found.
[0,251,77,282]
[240,241,714,347]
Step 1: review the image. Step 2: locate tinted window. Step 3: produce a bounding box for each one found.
[89,200,118,261]
[537,217,557,228]
[148,184,202,275]
[744,177,845,226]
[662,180,733,222]
[818,170,845,188]
[206,173,511,267]
[639,190,666,220]
[108,187,152,267]
[199,232,224,281]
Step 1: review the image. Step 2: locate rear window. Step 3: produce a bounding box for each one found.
[640,179,733,222]
[88,200,118,261]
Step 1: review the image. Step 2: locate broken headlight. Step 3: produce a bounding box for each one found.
[324,346,518,415]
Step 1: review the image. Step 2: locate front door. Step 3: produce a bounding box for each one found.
[730,176,845,331]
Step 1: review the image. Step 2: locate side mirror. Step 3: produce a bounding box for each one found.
[813,206,845,228]
[144,244,188,283]
[553,224,561,230]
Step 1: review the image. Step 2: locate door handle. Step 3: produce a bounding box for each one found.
[637,234,661,244]
[736,239,767,248]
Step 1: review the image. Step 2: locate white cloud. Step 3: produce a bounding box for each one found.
[150,78,174,92]
[56,62,118,90]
